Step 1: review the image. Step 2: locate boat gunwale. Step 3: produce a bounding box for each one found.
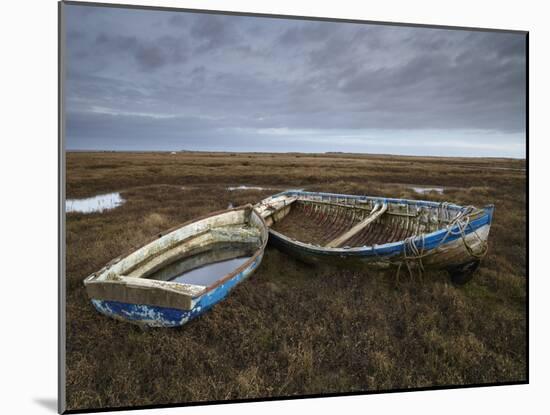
[264,190,494,256]
[272,189,468,210]
[84,204,268,299]
[200,209,268,295]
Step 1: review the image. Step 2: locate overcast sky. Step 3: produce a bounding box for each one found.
[64,4,526,157]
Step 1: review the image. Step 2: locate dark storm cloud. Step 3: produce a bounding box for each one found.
[189,14,241,52]
[79,31,188,71]
[278,21,333,45]
[132,35,189,70]
[63,4,526,157]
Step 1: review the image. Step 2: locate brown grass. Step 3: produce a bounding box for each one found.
[65,151,526,411]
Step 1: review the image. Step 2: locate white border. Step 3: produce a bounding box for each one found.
[2,1,543,414]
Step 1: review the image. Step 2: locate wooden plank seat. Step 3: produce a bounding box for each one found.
[325,203,388,248]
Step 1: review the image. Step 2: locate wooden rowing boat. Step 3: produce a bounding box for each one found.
[83,205,268,327]
[254,191,494,284]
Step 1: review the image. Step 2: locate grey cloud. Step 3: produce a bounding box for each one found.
[90,33,188,71]
[279,22,334,45]
[63,4,526,157]
[135,44,167,70]
[190,14,240,52]
[94,33,138,55]
[168,13,186,27]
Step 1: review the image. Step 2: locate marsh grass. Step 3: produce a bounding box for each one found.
[65,152,526,410]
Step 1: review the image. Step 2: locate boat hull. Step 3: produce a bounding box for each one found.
[90,253,263,327]
[257,191,494,274]
[269,223,491,269]
[84,206,268,327]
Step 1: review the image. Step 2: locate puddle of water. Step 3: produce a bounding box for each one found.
[148,244,256,286]
[227,185,267,191]
[411,186,445,194]
[168,256,251,286]
[66,192,125,214]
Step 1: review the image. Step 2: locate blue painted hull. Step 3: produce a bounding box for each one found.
[266,190,494,268]
[91,253,263,327]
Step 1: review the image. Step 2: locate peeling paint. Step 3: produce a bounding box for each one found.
[257,190,493,270]
[91,253,263,327]
[84,206,268,327]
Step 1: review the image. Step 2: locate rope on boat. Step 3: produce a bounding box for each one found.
[289,197,488,284]
[393,204,488,283]
[447,205,488,259]
[439,201,451,224]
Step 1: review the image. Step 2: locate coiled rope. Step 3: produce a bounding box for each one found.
[393,203,488,283]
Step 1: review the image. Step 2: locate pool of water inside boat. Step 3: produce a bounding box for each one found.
[147,244,255,286]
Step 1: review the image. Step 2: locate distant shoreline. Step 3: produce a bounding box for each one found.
[65,149,526,161]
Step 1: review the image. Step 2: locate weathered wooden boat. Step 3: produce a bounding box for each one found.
[254,191,494,284]
[83,205,268,327]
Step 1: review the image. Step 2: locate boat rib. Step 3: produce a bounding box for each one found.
[325,203,388,248]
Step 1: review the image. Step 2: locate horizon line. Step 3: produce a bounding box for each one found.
[65,149,526,160]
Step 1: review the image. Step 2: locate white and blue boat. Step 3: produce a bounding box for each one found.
[255,191,494,284]
[84,205,268,327]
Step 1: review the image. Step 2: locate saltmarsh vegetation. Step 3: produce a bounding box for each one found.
[65,152,526,410]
